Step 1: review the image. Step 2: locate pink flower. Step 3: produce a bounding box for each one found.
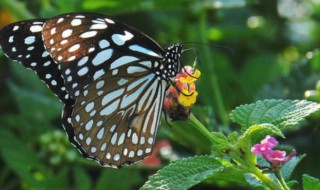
[251,135,278,154]
[251,135,296,169]
[261,135,278,148]
[263,150,296,168]
[251,143,273,154]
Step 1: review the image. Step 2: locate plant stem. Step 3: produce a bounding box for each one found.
[250,167,283,190]
[189,113,215,144]
[275,170,290,190]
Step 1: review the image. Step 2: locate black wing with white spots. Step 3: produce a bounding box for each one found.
[42,13,165,99]
[0,19,72,104]
[0,12,183,168]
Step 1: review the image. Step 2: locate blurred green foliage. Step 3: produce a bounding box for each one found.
[1,0,320,189]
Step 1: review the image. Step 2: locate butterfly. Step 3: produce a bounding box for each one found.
[0,12,183,168]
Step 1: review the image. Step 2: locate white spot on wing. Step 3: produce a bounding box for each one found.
[91,24,107,30]
[100,142,107,151]
[129,45,160,57]
[99,39,110,49]
[111,31,133,46]
[102,88,124,106]
[71,19,82,26]
[69,44,80,52]
[97,127,105,139]
[111,132,118,145]
[93,69,105,80]
[78,56,89,66]
[146,148,151,153]
[80,31,98,38]
[24,36,36,44]
[132,133,138,144]
[30,25,42,33]
[77,67,89,76]
[128,151,135,158]
[100,99,120,116]
[105,18,115,24]
[85,102,94,112]
[85,120,94,130]
[13,25,19,31]
[113,153,120,161]
[57,18,64,23]
[92,49,113,66]
[110,56,138,69]
[137,149,143,156]
[118,133,125,146]
[62,29,72,38]
[127,66,147,74]
[8,36,14,43]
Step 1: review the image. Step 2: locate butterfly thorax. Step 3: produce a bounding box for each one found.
[158,43,182,81]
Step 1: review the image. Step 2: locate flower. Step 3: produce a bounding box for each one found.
[261,135,278,148]
[251,135,296,169]
[251,135,278,154]
[164,66,201,121]
[263,149,296,168]
[251,143,273,155]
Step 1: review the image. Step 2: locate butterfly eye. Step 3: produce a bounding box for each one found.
[0,12,183,168]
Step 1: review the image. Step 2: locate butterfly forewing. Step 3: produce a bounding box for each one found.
[42,13,164,99]
[71,60,166,167]
[0,12,183,168]
[0,19,72,104]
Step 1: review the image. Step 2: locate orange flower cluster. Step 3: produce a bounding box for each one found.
[163,66,200,120]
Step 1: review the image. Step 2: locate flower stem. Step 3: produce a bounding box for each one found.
[275,170,290,190]
[189,113,215,144]
[250,167,283,190]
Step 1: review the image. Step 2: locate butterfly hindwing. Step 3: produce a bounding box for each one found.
[71,60,166,167]
[42,13,164,99]
[0,19,72,104]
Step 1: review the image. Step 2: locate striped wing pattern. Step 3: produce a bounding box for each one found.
[0,12,182,168]
[72,62,167,166]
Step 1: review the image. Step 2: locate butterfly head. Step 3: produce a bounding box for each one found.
[162,43,182,79]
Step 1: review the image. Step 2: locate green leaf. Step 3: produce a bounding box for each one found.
[141,155,224,190]
[230,99,320,131]
[210,132,232,155]
[206,158,247,185]
[281,154,305,181]
[238,123,283,148]
[244,173,267,189]
[303,174,320,190]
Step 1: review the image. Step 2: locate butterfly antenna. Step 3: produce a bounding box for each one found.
[181,47,200,80]
[181,41,234,56]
